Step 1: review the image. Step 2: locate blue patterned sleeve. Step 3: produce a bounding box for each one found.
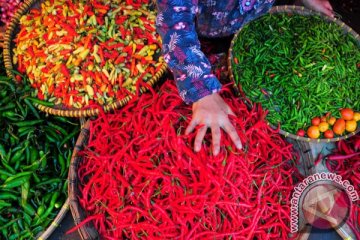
[156,0,222,104]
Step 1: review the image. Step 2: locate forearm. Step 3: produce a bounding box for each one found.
[156,0,221,104]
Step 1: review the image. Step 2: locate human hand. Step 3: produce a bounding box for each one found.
[185,93,242,156]
[302,0,334,17]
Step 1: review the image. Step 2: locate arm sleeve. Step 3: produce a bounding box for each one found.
[156,0,222,104]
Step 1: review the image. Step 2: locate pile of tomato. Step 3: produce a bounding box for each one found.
[296,108,360,139]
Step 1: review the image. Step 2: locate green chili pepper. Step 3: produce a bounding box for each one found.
[2,175,30,189]
[23,98,41,120]
[25,97,55,107]
[13,119,44,128]
[21,180,30,205]
[231,13,360,134]
[0,192,18,201]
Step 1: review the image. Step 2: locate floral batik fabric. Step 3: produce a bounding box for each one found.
[156,0,274,103]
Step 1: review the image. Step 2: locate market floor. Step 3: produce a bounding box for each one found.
[49,1,359,239]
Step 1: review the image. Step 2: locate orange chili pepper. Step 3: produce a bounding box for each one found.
[130,59,136,77]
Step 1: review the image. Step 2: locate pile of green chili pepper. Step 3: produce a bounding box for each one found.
[0,57,80,239]
[231,13,360,134]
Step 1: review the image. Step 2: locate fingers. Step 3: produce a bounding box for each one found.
[187,95,243,155]
[226,104,236,117]
[222,119,243,150]
[186,117,207,152]
[323,0,333,11]
[194,126,207,152]
[317,0,334,17]
[324,8,335,18]
[211,124,221,156]
[185,118,197,135]
[188,119,242,155]
[302,0,334,18]
[321,5,334,17]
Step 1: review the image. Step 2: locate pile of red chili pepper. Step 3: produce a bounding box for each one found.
[13,0,163,108]
[325,134,360,238]
[72,80,303,239]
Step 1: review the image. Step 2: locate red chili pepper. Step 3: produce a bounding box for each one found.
[314,152,323,166]
[327,152,360,161]
[92,1,110,11]
[72,80,302,239]
[60,64,70,78]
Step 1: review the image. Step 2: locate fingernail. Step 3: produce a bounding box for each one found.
[236,142,242,149]
[194,145,200,152]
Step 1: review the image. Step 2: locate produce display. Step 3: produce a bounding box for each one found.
[71,80,303,239]
[323,134,360,239]
[295,108,360,139]
[1,0,358,238]
[0,56,80,239]
[12,0,163,109]
[230,13,360,136]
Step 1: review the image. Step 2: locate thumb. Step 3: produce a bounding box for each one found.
[322,7,334,18]
[323,1,333,11]
[226,104,236,117]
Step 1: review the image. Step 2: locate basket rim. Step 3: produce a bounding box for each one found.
[3,0,167,118]
[68,120,99,240]
[227,5,360,143]
[35,198,70,240]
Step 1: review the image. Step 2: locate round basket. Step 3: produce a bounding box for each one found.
[228,5,360,143]
[68,120,99,240]
[0,26,4,48]
[3,0,167,118]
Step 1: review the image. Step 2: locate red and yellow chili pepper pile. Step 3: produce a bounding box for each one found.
[13,0,163,108]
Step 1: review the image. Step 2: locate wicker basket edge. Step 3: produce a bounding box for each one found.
[68,120,99,240]
[227,5,360,143]
[3,0,168,118]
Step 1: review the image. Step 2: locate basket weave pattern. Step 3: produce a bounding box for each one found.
[68,121,99,240]
[3,0,167,118]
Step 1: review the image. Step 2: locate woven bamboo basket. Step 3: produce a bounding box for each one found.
[3,0,167,118]
[68,120,99,240]
[33,118,87,240]
[228,5,360,143]
[0,26,4,48]
[34,198,70,240]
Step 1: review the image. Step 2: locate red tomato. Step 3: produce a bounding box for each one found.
[340,108,354,121]
[296,129,305,137]
[324,129,334,139]
[333,119,346,135]
[307,126,320,139]
[311,117,321,126]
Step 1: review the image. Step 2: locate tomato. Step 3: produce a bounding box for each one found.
[333,119,346,135]
[296,129,305,137]
[345,120,357,132]
[340,108,354,121]
[353,112,360,122]
[328,116,336,126]
[321,112,330,122]
[307,126,320,139]
[318,122,329,132]
[324,129,334,139]
[311,117,321,126]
